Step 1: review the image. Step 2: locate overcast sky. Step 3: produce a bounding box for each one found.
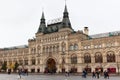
[0,0,120,48]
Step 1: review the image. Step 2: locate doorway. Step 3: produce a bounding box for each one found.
[45,58,57,73]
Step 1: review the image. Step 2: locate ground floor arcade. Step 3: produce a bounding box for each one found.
[16,58,120,74]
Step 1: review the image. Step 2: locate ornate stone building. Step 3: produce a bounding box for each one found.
[0,5,120,74]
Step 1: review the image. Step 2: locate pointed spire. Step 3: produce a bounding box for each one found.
[41,11,45,19]
[40,11,45,24]
[63,0,68,18]
[64,4,68,13]
[41,7,45,19]
[63,4,68,18]
[61,3,72,30]
[37,11,47,33]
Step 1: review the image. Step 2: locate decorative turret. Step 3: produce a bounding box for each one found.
[60,4,73,30]
[37,12,47,33]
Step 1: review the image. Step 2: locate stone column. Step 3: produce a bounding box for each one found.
[77,65,81,73]
[35,66,37,73]
[91,55,95,63]
[103,54,107,63]
[56,64,60,73]
[59,42,62,52]
[66,41,68,51]
[41,64,45,73]
[77,55,83,63]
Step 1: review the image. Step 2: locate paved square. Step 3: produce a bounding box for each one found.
[0,74,120,80]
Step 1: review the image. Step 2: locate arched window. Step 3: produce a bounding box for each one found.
[56,45,59,52]
[61,42,66,52]
[43,47,45,53]
[31,48,34,54]
[46,47,48,53]
[24,58,28,65]
[53,46,55,52]
[95,52,103,63]
[37,58,40,64]
[84,53,91,63]
[33,48,36,54]
[19,59,23,65]
[54,46,57,52]
[71,54,77,64]
[49,47,52,53]
[37,46,40,54]
[69,44,73,50]
[45,47,47,53]
[32,58,35,65]
[74,44,78,50]
[107,51,115,62]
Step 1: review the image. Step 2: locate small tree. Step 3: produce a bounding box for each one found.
[14,62,19,72]
[1,61,7,72]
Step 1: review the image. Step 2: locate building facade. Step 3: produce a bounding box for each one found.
[0,5,120,74]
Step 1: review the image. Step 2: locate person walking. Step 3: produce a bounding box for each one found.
[104,70,107,78]
[18,69,22,79]
[106,70,109,79]
[104,70,109,79]
[26,70,28,76]
[96,70,100,79]
[82,70,87,78]
[67,71,70,77]
[92,71,96,78]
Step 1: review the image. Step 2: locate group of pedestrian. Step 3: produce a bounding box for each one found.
[92,70,100,79]
[18,69,28,78]
[65,71,70,77]
[92,70,109,79]
[104,70,109,79]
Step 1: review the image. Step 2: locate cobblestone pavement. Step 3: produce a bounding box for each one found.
[0,74,120,80]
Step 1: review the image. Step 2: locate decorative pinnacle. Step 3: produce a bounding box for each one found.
[65,0,67,4]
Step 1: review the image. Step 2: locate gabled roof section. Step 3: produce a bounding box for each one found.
[46,18,62,33]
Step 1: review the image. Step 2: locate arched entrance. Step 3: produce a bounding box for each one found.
[45,58,57,73]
